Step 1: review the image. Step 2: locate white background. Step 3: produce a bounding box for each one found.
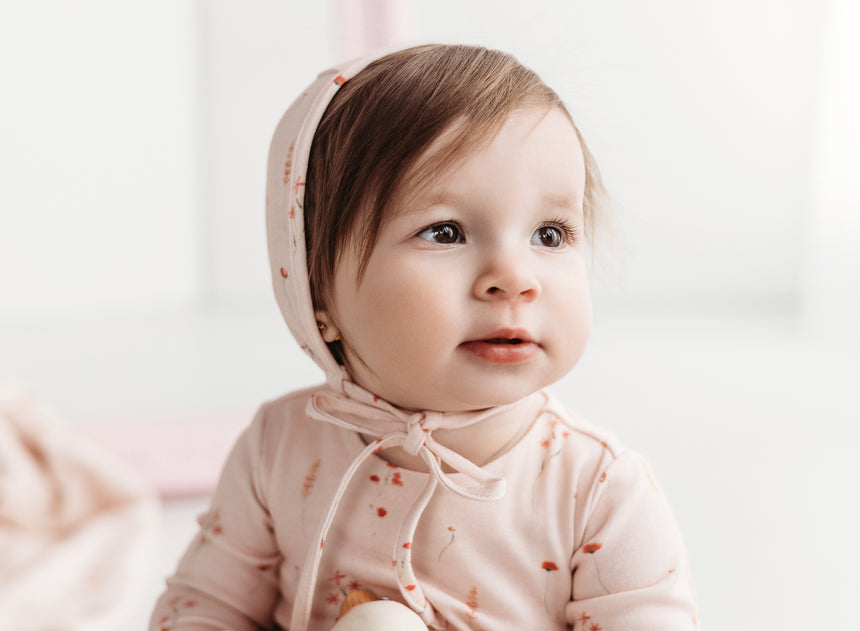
[1,1,858,629]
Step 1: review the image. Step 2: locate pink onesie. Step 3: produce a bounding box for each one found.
[151,386,697,630]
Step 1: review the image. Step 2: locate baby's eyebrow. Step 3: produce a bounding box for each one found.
[541,192,581,210]
[397,190,464,216]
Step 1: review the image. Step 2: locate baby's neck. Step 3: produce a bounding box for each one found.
[362,391,546,472]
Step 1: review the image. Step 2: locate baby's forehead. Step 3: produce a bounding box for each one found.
[386,108,584,216]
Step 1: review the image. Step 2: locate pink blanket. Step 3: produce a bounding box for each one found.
[0,384,158,630]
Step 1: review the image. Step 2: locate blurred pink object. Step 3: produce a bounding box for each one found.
[0,384,158,630]
[80,411,250,499]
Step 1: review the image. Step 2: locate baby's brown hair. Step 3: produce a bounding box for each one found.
[305,44,604,358]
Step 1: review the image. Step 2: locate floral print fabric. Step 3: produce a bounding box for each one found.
[150,387,698,630]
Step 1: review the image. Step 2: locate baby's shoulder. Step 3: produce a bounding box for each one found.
[538,391,626,460]
[250,384,338,448]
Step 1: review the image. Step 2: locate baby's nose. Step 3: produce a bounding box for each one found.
[473,250,540,301]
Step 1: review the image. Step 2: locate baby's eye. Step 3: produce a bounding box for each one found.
[531,225,565,248]
[416,222,464,244]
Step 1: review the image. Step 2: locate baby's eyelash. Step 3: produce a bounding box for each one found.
[542,216,580,243]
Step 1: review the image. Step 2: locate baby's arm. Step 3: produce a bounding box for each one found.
[149,406,282,631]
[566,451,698,630]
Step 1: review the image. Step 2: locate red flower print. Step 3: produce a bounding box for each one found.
[540,438,552,449]
[406,584,416,591]
[583,542,602,554]
[327,593,340,605]
[330,570,347,586]
[386,462,399,468]
[402,542,412,549]
[578,612,591,625]
[279,267,288,278]
[392,472,404,486]
[599,472,607,483]
[349,580,361,591]
[370,474,380,482]
[377,507,387,517]
[589,624,602,631]
[542,561,559,571]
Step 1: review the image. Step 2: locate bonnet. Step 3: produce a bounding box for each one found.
[265,48,510,630]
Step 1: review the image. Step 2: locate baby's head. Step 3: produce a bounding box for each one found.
[271,44,603,411]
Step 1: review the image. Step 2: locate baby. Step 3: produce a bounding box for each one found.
[150,44,698,631]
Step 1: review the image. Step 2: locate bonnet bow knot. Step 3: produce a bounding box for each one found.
[288,378,509,629]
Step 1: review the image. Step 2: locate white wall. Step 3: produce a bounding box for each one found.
[0,1,199,318]
[195,0,827,314]
[1,1,842,319]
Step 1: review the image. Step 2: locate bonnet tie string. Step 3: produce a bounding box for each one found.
[288,379,509,631]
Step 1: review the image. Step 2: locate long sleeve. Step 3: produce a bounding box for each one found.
[565,451,698,631]
[150,405,283,631]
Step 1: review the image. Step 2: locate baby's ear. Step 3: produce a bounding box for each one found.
[315,311,342,343]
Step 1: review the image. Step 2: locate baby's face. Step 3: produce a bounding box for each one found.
[328,106,592,412]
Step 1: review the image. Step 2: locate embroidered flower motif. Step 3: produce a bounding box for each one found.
[438,525,456,561]
[581,542,610,593]
[198,510,223,543]
[302,459,321,498]
[541,561,560,612]
[325,569,362,605]
[533,415,570,505]
[158,596,200,629]
[282,142,294,184]
[466,585,479,625]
